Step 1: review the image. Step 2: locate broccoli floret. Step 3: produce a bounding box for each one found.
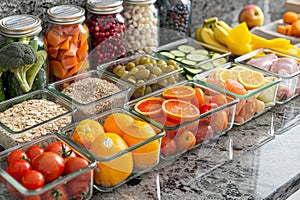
[0,42,37,92]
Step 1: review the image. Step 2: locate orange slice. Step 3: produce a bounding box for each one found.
[162,99,200,122]
[134,97,164,118]
[162,86,196,101]
[225,79,247,95]
[237,69,265,90]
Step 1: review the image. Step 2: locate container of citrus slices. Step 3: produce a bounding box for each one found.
[60,108,165,192]
[126,80,239,159]
[194,62,281,125]
[234,48,300,104]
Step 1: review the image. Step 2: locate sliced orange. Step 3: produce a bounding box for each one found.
[162,85,196,101]
[134,97,164,118]
[162,99,200,122]
[192,88,205,107]
[237,69,265,90]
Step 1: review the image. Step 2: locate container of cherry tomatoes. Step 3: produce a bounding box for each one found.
[126,80,239,159]
[0,133,97,200]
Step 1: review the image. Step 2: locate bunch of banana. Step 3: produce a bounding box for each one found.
[195,17,232,50]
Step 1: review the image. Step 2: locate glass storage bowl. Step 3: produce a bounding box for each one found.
[60,108,165,192]
[126,80,239,159]
[0,89,75,149]
[48,70,132,121]
[152,37,231,79]
[235,48,300,104]
[194,62,281,126]
[97,54,184,100]
[0,133,96,200]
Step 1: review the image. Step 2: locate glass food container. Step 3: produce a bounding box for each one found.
[0,14,48,101]
[126,80,238,159]
[60,108,165,192]
[122,0,159,55]
[46,5,89,82]
[86,0,126,68]
[0,134,96,200]
[235,48,300,104]
[194,62,282,126]
[156,0,192,45]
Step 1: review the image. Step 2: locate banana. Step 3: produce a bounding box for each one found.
[217,20,232,32]
[200,27,227,49]
[213,23,229,46]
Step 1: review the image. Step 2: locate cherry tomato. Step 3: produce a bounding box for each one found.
[199,103,218,114]
[64,157,90,182]
[7,149,28,165]
[44,141,76,159]
[67,180,90,200]
[32,152,65,183]
[9,160,32,181]
[160,136,177,156]
[21,170,45,190]
[41,185,68,200]
[25,145,44,164]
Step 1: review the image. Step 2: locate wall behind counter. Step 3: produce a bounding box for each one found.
[0,0,285,36]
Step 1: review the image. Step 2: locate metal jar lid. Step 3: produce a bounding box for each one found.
[87,0,123,14]
[47,5,86,25]
[124,0,156,4]
[0,15,42,38]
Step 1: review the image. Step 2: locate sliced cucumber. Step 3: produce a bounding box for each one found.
[170,50,185,57]
[211,53,222,59]
[160,51,175,59]
[212,57,227,67]
[176,57,184,62]
[184,67,203,75]
[200,62,214,70]
[185,74,194,80]
[190,49,209,55]
[181,59,197,66]
[177,45,196,53]
[186,53,209,62]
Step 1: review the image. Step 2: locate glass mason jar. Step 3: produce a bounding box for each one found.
[0,14,48,101]
[156,0,192,45]
[46,5,89,82]
[122,0,159,55]
[86,0,126,67]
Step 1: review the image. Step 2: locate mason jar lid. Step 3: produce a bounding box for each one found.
[0,15,42,38]
[87,0,123,14]
[47,5,86,25]
[124,0,156,4]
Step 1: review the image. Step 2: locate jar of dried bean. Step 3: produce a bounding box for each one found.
[156,0,192,45]
[46,5,89,82]
[0,14,48,101]
[87,0,126,67]
[122,0,159,55]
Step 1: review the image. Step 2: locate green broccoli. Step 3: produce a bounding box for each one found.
[0,42,38,93]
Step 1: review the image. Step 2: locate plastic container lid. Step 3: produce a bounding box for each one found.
[0,15,42,37]
[47,5,86,25]
[87,0,123,14]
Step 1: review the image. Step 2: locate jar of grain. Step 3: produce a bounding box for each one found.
[122,0,159,55]
[86,0,126,67]
[46,5,89,82]
[0,14,48,100]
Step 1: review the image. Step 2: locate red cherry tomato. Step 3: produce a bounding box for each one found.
[21,170,45,190]
[44,141,76,159]
[199,103,218,114]
[7,149,28,165]
[9,160,32,181]
[67,180,90,200]
[41,184,68,200]
[32,152,65,183]
[25,146,44,164]
[64,157,90,182]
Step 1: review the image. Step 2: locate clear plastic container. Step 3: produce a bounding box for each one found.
[97,54,184,100]
[48,70,132,121]
[194,62,281,125]
[126,80,239,159]
[235,48,300,104]
[0,133,96,200]
[60,108,165,192]
[0,89,76,148]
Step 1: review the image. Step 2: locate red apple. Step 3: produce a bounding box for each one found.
[238,4,264,29]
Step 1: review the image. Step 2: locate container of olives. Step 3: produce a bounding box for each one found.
[97,54,184,100]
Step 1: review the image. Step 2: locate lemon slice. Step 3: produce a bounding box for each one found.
[219,69,238,83]
[237,69,265,90]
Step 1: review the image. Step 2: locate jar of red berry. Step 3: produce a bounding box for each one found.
[86,0,126,67]
[46,5,89,82]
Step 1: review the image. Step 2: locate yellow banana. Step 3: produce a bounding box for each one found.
[200,27,227,49]
[217,20,232,32]
[213,23,229,46]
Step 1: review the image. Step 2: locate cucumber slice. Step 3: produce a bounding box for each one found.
[190,49,209,55]
[185,74,194,80]
[212,57,227,67]
[184,67,203,75]
[211,53,222,59]
[176,57,184,62]
[181,59,197,66]
[170,50,185,57]
[177,45,196,53]
[160,51,175,59]
[186,53,209,62]
[200,62,214,70]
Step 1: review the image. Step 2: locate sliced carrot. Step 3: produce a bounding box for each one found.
[64,43,78,57]
[48,46,59,59]
[64,61,83,79]
[57,50,68,61]
[50,60,68,79]
[71,32,80,44]
[62,56,79,70]
[77,40,88,60]
[46,29,67,47]
[60,39,70,50]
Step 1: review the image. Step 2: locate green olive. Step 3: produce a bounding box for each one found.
[167,60,177,66]
[144,63,154,70]
[113,65,125,74]
[159,79,168,87]
[152,66,163,76]
[136,65,146,70]
[163,65,175,73]
[127,78,136,84]
[173,64,180,70]
[133,90,144,99]
[136,69,150,80]
[126,62,136,70]
[130,67,139,75]
[167,76,176,84]
[134,58,140,65]
[115,68,128,77]
[150,58,156,64]
[144,86,152,95]
[157,60,167,66]
[148,73,157,80]
[151,84,160,91]
[140,57,150,64]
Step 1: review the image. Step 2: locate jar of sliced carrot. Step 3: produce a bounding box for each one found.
[46,5,89,82]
